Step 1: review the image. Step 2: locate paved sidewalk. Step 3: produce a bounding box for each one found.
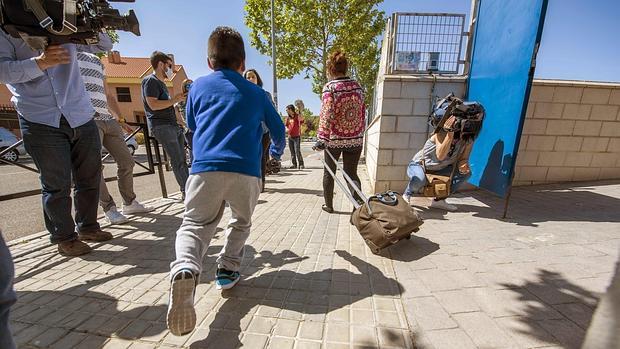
[7,155,620,349]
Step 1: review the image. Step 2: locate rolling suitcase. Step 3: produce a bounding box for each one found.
[321,150,424,254]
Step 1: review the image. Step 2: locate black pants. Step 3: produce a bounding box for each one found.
[288,136,303,167]
[261,132,270,191]
[323,146,363,209]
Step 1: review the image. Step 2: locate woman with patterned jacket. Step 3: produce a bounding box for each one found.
[314,50,366,213]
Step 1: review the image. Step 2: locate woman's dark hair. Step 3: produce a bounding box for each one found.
[286,104,295,112]
[243,69,263,87]
[150,51,171,69]
[208,26,246,70]
[327,49,348,77]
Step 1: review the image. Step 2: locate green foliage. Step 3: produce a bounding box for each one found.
[96,30,120,58]
[244,0,385,105]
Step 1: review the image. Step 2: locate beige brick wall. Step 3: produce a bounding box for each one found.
[365,75,467,192]
[515,80,620,185]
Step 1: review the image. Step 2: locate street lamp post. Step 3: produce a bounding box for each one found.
[270,0,278,109]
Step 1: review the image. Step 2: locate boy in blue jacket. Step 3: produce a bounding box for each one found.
[166,26,285,336]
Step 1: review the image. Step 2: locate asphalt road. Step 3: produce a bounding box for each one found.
[0,141,315,242]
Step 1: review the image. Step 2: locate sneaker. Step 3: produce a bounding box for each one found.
[299,164,305,169]
[402,193,411,205]
[321,204,334,214]
[58,240,92,256]
[167,269,197,336]
[105,207,129,225]
[430,199,458,212]
[215,268,240,290]
[122,200,155,215]
[79,230,113,242]
[289,164,298,169]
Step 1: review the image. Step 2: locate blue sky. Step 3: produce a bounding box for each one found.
[112,0,619,115]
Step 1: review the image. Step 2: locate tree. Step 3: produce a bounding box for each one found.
[244,0,385,105]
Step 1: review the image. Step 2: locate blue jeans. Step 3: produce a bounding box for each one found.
[0,234,16,349]
[152,125,189,193]
[20,117,102,243]
[404,161,470,197]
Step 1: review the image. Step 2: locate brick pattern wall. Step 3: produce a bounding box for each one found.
[514,81,620,185]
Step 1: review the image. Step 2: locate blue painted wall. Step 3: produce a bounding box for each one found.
[466,0,549,197]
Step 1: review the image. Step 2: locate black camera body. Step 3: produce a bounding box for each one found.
[0,0,140,50]
[430,94,485,141]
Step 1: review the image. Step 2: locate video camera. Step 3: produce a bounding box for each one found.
[0,0,140,50]
[429,93,485,141]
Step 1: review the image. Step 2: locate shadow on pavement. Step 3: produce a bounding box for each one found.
[499,269,599,348]
[264,187,323,196]
[382,235,440,262]
[189,250,404,349]
[418,180,620,227]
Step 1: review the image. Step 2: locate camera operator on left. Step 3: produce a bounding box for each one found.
[0,30,114,257]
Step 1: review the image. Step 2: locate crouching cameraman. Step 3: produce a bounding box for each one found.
[0,30,113,256]
[402,115,474,212]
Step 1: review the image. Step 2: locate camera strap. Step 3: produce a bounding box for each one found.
[24,0,78,36]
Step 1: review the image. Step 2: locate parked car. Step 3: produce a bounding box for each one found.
[102,133,139,156]
[0,127,26,163]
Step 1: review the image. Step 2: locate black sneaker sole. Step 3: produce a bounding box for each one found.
[167,277,196,336]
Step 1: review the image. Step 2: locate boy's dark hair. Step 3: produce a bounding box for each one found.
[244,69,263,87]
[208,26,246,70]
[150,51,171,69]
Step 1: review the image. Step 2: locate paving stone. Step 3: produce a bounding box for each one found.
[273,318,300,337]
[377,327,409,348]
[495,316,558,348]
[267,336,295,349]
[453,312,517,348]
[48,331,88,349]
[433,290,480,314]
[404,297,457,331]
[537,318,586,349]
[351,325,378,346]
[247,316,276,334]
[553,302,595,329]
[296,340,323,349]
[240,333,269,349]
[29,327,69,348]
[299,321,324,340]
[425,328,477,349]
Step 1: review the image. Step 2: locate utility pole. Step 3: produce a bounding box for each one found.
[270,0,278,109]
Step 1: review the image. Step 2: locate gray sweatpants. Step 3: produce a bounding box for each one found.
[170,171,260,278]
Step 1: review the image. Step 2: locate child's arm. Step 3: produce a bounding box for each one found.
[185,92,196,132]
[263,94,286,160]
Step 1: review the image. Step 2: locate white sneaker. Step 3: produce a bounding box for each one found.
[430,199,458,212]
[167,269,197,336]
[105,207,130,225]
[122,200,155,215]
[402,193,411,204]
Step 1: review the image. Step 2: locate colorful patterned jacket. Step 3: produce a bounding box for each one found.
[318,77,366,148]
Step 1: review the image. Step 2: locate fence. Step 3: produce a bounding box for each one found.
[387,13,467,75]
[0,121,169,201]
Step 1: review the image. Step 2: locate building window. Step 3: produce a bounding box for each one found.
[116,87,132,102]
